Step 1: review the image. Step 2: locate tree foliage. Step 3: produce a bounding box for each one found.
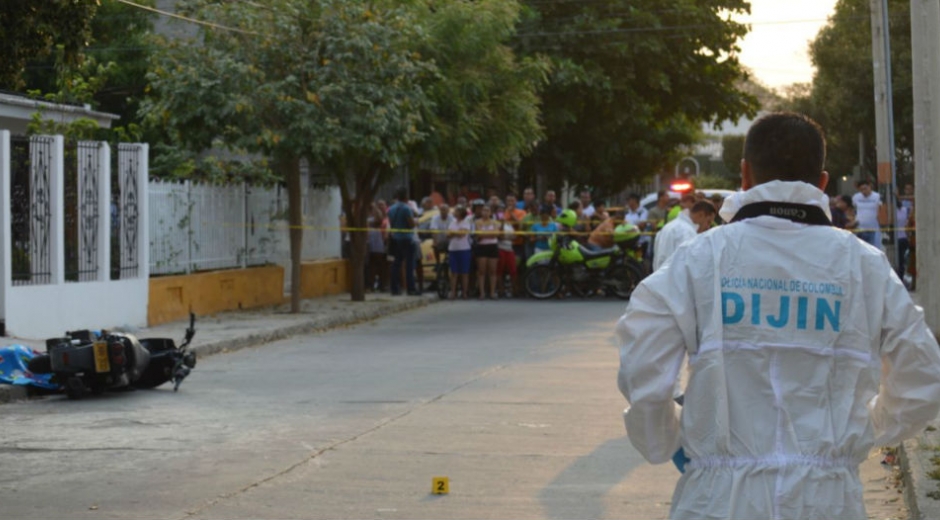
[142,0,544,303]
[0,1,99,90]
[414,0,548,172]
[781,0,912,182]
[512,0,758,196]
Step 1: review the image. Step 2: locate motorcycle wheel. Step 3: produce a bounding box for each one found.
[525,265,562,300]
[65,377,86,400]
[609,263,643,300]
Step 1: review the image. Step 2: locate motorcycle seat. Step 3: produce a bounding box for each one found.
[578,245,618,260]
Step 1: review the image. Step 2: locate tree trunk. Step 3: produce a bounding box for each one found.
[286,158,303,313]
[349,223,368,302]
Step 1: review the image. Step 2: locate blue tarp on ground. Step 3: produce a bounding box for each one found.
[0,345,58,390]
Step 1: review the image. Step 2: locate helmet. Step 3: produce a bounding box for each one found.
[613,223,640,244]
[556,209,578,228]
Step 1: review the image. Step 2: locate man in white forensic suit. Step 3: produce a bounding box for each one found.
[616,112,940,520]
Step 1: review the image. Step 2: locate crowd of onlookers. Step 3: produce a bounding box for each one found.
[349,185,729,299]
[831,180,916,287]
[346,179,917,299]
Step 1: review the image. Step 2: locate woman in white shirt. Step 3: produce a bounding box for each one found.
[474,205,501,300]
[446,205,472,300]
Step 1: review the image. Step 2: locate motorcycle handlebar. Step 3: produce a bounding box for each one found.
[180,312,196,349]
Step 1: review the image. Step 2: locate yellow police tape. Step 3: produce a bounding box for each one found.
[211,222,916,237]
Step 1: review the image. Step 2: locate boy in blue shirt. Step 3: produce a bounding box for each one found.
[529,204,558,253]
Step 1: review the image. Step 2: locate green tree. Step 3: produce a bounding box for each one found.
[513,0,758,195]
[143,0,543,304]
[782,0,912,183]
[15,1,156,148]
[413,0,547,174]
[0,1,99,90]
[144,0,431,310]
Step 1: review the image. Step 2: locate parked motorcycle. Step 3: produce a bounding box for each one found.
[27,314,197,399]
[524,217,645,300]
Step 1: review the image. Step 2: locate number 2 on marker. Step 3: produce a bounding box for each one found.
[432,476,449,494]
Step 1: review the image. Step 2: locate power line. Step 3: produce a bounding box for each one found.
[112,0,259,35]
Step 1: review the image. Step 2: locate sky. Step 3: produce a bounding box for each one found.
[734,0,840,90]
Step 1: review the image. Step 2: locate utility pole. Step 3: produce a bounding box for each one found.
[910,0,940,329]
[869,0,898,260]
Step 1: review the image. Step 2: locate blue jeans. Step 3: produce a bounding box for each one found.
[856,231,876,247]
[390,238,416,294]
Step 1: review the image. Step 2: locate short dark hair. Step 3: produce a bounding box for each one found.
[394,186,408,201]
[691,201,717,215]
[857,178,872,187]
[568,200,582,210]
[627,193,640,202]
[838,194,854,208]
[744,112,826,186]
[657,190,668,198]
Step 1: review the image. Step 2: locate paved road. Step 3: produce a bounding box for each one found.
[0,300,907,519]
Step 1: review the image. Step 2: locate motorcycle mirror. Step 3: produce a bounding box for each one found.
[180,312,197,347]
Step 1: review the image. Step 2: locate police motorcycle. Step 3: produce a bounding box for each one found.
[524,210,645,300]
[27,314,198,399]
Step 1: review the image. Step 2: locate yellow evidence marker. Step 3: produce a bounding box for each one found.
[432,476,449,495]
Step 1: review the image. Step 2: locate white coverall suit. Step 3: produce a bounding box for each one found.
[617,181,940,520]
[652,209,697,272]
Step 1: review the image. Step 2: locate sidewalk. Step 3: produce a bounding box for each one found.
[900,291,940,520]
[0,292,438,404]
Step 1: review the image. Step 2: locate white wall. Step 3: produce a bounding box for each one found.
[6,279,148,338]
[302,186,343,260]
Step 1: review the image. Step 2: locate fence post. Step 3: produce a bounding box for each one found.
[97,142,111,281]
[0,131,10,323]
[242,182,248,269]
[186,179,193,275]
[50,135,65,286]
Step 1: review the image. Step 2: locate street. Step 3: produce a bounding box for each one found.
[0,300,906,519]
[1,300,676,519]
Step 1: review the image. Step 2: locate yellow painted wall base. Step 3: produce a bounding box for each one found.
[300,259,349,299]
[149,265,285,326]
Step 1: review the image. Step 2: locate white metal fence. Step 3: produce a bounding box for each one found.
[0,132,150,338]
[149,180,341,276]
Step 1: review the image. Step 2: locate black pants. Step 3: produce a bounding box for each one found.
[389,239,416,294]
[897,237,910,280]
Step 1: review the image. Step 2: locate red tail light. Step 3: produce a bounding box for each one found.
[111,342,126,366]
[670,181,693,193]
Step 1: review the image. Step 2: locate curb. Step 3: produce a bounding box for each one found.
[903,430,940,520]
[0,385,29,405]
[0,295,438,405]
[189,295,437,358]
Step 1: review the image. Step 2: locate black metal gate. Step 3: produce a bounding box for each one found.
[10,136,54,286]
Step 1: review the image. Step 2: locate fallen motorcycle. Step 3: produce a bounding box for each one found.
[27,314,197,399]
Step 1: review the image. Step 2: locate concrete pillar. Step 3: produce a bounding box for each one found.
[910,0,940,329]
[138,143,150,280]
[50,135,65,285]
[0,131,10,324]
